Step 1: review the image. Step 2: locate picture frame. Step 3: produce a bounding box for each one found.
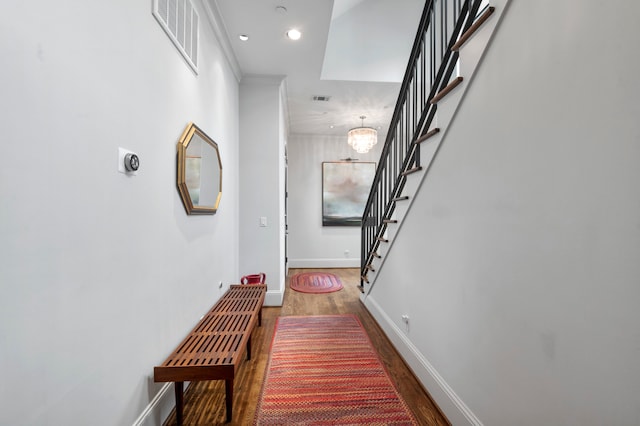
[322,161,376,226]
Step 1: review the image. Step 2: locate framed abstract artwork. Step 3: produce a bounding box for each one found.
[322,161,376,226]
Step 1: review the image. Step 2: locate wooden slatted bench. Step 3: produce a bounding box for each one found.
[154,284,267,424]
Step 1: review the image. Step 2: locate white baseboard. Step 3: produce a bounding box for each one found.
[364,296,483,426]
[288,258,360,268]
[131,382,181,426]
[265,290,284,306]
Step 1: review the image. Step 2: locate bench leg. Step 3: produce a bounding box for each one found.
[175,381,184,426]
[247,334,252,360]
[225,379,233,423]
[259,308,262,326]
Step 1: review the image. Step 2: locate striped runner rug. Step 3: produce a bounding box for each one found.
[254,314,418,425]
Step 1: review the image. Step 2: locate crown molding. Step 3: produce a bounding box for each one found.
[200,0,242,82]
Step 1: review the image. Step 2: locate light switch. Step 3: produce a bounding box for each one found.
[260,216,268,227]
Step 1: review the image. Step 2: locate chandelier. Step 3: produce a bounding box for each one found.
[347,115,377,153]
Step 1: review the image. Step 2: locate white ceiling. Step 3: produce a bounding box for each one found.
[209,0,424,137]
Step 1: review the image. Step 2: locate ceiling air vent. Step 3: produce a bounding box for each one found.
[312,95,331,102]
[153,0,199,73]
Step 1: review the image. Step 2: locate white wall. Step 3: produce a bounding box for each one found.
[368,1,640,425]
[287,134,382,268]
[322,0,423,82]
[239,76,287,305]
[0,1,240,425]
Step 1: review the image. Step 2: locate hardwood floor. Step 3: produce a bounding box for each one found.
[162,268,450,426]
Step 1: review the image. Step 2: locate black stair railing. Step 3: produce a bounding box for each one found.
[360,0,484,288]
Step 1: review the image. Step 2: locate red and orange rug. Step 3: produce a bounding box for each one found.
[289,272,343,293]
[254,314,418,425]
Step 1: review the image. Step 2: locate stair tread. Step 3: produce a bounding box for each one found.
[431,76,463,104]
[402,166,423,176]
[452,6,496,51]
[415,128,440,144]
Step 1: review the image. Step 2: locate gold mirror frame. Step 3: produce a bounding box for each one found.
[177,123,222,215]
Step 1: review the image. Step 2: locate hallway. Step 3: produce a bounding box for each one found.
[163,268,449,425]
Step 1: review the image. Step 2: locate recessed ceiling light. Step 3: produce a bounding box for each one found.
[286,29,301,40]
[239,34,249,41]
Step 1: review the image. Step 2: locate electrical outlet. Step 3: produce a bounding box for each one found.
[344,249,350,257]
[401,314,410,332]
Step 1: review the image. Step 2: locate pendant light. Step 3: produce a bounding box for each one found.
[347,115,377,154]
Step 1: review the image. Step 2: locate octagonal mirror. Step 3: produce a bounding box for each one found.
[177,123,222,215]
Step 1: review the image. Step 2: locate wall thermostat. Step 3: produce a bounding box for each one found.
[118,147,140,175]
[124,153,140,171]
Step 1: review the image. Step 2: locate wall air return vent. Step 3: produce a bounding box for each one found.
[153,0,199,73]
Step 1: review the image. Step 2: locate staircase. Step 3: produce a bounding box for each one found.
[360,0,504,294]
